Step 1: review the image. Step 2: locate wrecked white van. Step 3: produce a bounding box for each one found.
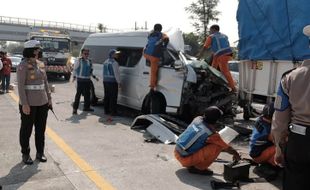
[82,29,235,121]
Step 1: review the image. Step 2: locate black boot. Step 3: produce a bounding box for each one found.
[36,153,47,162]
[22,154,33,165]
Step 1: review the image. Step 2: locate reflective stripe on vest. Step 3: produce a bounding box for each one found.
[103,59,116,83]
[76,59,92,79]
[176,119,213,156]
[144,32,162,57]
[211,32,232,56]
[249,117,272,157]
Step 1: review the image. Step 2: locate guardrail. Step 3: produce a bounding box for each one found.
[0,15,99,33]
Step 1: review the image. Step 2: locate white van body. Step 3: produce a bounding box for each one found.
[82,30,234,121]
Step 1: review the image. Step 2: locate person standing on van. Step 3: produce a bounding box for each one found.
[197,24,236,92]
[102,49,121,120]
[0,51,12,94]
[144,23,169,90]
[174,106,241,175]
[72,48,94,114]
[17,40,52,164]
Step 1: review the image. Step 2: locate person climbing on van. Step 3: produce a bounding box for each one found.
[102,49,121,121]
[197,24,236,92]
[174,106,241,175]
[144,23,169,90]
[249,102,277,166]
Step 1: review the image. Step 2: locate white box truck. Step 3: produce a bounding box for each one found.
[237,0,310,119]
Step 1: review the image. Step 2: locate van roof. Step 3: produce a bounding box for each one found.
[89,31,149,38]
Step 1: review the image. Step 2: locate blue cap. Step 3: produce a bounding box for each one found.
[109,49,120,58]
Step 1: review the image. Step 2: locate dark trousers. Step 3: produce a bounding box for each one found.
[1,74,10,91]
[73,80,91,110]
[103,82,118,115]
[283,132,310,190]
[19,104,49,155]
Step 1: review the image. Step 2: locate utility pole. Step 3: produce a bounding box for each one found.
[144,21,148,30]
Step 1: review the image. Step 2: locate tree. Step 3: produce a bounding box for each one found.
[183,32,200,56]
[185,0,220,43]
[97,23,107,33]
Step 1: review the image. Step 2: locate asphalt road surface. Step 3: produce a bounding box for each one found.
[0,74,281,190]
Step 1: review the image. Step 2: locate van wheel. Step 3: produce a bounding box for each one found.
[90,84,98,106]
[142,91,166,114]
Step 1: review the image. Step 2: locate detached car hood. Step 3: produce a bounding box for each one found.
[165,28,185,52]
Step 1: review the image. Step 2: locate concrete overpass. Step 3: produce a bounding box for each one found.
[0,16,118,44]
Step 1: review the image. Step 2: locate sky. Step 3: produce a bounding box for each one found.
[0,0,239,45]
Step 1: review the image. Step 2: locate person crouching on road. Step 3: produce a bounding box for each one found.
[72,48,95,114]
[17,40,52,165]
[249,102,277,167]
[102,49,121,121]
[144,23,169,91]
[174,106,241,175]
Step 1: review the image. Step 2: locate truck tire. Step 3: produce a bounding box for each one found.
[243,105,251,120]
[64,73,71,81]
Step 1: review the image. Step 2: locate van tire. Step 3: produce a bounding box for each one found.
[90,83,98,106]
[142,91,166,114]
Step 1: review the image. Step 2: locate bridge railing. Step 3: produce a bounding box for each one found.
[0,15,100,33]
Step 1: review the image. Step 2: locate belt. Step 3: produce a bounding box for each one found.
[24,84,45,90]
[289,124,308,136]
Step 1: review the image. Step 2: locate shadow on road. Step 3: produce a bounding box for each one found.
[0,162,39,189]
[175,168,223,190]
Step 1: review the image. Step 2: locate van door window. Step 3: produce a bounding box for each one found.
[83,45,116,64]
[145,49,179,68]
[115,48,143,67]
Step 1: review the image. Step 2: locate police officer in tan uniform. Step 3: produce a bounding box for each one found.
[272,26,310,190]
[17,40,52,165]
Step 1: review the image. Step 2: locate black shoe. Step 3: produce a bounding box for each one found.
[72,109,77,115]
[253,164,279,181]
[187,166,214,176]
[22,154,33,165]
[83,108,94,112]
[36,153,47,162]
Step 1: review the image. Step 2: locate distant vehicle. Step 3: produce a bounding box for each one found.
[27,29,73,80]
[12,54,23,59]
[9,56,22,72]
[228,60,239,87]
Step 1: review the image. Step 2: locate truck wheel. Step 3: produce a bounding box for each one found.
[64,73,71,81]
[243,104,251,120]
